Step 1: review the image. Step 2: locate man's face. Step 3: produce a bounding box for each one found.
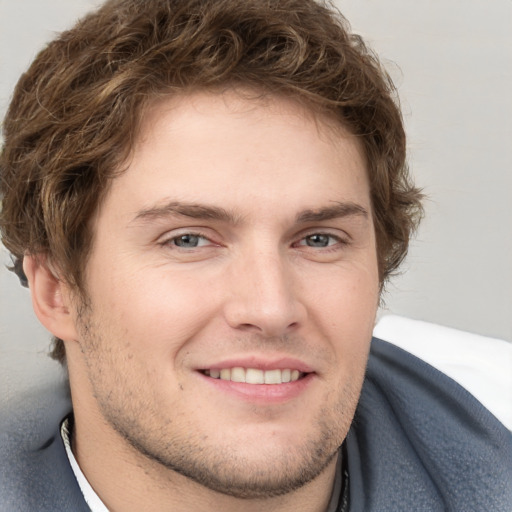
[68,90,379,498]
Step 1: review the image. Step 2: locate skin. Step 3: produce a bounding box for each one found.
[27,90,380,511]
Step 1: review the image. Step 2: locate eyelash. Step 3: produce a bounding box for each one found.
[293,232,349,252]
[160,231,348,251]
[161,232,213,249]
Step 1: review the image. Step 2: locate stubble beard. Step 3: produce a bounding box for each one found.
[76,305,360,500]
[117,414,343,499]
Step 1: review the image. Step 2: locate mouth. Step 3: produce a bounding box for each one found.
[200,367,307,384]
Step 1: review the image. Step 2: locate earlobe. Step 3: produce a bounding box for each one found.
[23,255,79,342]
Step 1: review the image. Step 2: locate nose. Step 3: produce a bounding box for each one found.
[223,247,306,337]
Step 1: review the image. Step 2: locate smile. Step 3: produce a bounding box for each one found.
[202,367,306,384]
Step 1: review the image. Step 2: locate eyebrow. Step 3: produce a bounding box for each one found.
[131,200,368,226]
[131,201,240,224]
[295,202,369,223]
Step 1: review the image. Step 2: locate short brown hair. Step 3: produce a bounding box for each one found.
[0,0,422,362]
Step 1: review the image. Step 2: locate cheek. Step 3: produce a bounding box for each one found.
[89,264,221,359]
[307,260,379,321]
[304,261,378,361]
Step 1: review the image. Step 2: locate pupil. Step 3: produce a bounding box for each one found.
[307,234,329,247]
[175,234,199,247]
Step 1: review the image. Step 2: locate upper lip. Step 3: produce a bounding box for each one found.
[196,356,314,373]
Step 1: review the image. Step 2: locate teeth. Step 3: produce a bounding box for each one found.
[205,367,304,384]
[264,369,282,384]
[231,367,245,383]
[281,369,291,383]
[246,368,264,384]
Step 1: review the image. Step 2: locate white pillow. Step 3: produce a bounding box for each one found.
[373,315,512,431]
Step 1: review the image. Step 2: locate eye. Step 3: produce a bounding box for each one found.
[169,233,211,248]
[297,233,341,248]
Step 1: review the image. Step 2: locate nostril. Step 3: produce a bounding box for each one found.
[223,292,306,337]
[238,323,264,333]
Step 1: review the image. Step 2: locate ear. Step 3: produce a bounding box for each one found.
[23,255,79,342]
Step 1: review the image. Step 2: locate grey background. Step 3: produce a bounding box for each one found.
[1,0,511,394]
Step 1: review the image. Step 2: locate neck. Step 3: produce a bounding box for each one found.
[70,409,339,512]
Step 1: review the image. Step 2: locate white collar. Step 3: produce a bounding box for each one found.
[60,418,110,512]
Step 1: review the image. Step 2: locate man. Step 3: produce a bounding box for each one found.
[0,0,510,510]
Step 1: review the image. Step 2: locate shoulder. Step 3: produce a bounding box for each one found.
[0,382,88,512]
[373,314,512,430]
[346,317,512,512]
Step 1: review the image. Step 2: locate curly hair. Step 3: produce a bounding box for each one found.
[0,0,423,363]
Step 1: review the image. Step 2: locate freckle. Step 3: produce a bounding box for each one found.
[179,383,184,391]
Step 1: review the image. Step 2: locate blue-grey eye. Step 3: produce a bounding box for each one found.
[304,234,333,247]
[173,234,203,248]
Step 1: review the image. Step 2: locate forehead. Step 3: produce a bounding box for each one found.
[100,89,370,223]
[138,89,350,145]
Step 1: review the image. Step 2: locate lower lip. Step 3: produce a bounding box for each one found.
[197,372,315,403]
